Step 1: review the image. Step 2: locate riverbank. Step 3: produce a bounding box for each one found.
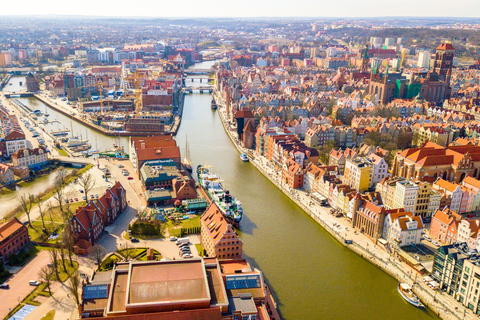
[213,91,473,320]
[33,93,177,137]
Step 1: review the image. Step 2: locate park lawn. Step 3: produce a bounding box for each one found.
[41,310,56,320]
[47,201,86,223]
[52,260,79,282]
[166,215,201,236]
[28,221,58,242]
[54,147,69,157]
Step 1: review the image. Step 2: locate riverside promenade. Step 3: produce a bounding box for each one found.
[213,92,475,320]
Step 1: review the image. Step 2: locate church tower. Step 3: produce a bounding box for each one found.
[433,42,455,82]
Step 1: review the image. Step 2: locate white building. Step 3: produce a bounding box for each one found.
[5,138,27,156]
[457,219,480,245]
[417,51,431,68]
[384,38,396,47]
[366,153,390,188]
[393,180,419,213]
[11,147,48,168]
[389,214,424,246]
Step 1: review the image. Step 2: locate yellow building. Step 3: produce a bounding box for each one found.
[344,158,371,192]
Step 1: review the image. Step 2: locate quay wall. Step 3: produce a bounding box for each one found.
[33,94,171,137]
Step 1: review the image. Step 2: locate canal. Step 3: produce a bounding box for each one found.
[4,71,438,319]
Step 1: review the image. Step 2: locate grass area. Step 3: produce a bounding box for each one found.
[54,147,69,157]
[28,201,86,243]
[99,253,122,271]
[166,216,201,237]
[52,260,79,282]
[195,243,205,257]
[117,248,146,260]
[41,310,56,320]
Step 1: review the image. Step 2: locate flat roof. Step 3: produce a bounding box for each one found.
[110,272,128,312]
[205,266,227,305]
[219,259,252,274]
[83,298,108,312]
[127,260,209,305]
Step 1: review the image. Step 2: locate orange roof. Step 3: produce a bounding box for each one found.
[397,215,423,231]
[0,217,27,242]
[463,176,480,190]
[437,43,455,51]
[200,203,240,245]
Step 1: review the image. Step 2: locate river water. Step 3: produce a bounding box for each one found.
[4,71,438,319]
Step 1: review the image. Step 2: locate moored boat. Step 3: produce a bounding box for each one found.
[240,153,249,162]
[211,99,217,110]
[182,135,193,172]
[197,165,243,226]
[398,282,424,308]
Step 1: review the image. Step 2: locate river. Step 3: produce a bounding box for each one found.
[4,69,438,319]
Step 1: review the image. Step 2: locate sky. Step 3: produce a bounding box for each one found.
[1,0,480,18]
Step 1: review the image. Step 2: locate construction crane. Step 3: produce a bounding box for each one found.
[134,70,143,116]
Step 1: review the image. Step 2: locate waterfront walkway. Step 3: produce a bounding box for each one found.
[214,92,477,320]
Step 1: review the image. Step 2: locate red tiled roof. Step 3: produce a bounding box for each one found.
[437,43,455,51]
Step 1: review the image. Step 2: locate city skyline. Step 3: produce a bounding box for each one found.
[2,0,480,18]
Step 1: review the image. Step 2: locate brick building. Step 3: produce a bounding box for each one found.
[200,203,243,259]
[0,217,30,263]
[71,182,127,254]
[129,135,181,175]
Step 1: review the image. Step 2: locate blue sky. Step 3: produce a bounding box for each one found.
[2,0,480,17]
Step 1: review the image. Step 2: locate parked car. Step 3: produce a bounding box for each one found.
[432,240,440,246]
[182,254,193,259]
[127,177,133,180]
[83,196,86,200]
[90,195,95,199]
[131,238,139,243]
[29,280,40,286]
[0,284,9,289]
[169,237,177,242]
[79,189,84,193]
[95,194,99,198]
[118,164,124,168]
[107,184,111,188]
[423,235,431,241]
[75,197,78,202]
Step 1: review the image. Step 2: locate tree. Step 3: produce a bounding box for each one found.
[121,242,133,260]
[67,271,82,306]
[49,247,60,281]
[317,140,336,165]
[58,243,67,273]
[78,172,96,202]
[19,193,35,227]
[37,197,46,231]
[52,169,68,220]
[88,244,106,267]
[38,266,53,295]
[395,130,413,150]
[63,227,75,267]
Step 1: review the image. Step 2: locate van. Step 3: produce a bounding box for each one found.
[175,237,189,246]
[29,280,40,286]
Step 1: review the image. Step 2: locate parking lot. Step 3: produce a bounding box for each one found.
[0,251,50,320]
